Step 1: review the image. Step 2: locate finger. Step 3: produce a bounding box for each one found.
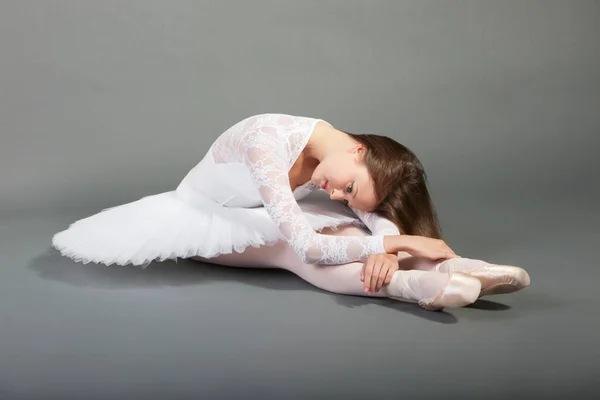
[360,262,366,282]
[375,265,388,292]
[383,267,395,286]
[448,247,460,258]
[369,262,381,293]
[364,260,374,292]
[374,269,383,292]
[370,262,382,293]
[377,267,393,292]
[379,260,396,292]
[440,250,456,259]
[380,264,396,291]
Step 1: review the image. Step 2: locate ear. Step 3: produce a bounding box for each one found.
[348,143,366,154]
[348,143,366,160]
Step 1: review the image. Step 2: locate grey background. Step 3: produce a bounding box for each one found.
[1,0,599,399]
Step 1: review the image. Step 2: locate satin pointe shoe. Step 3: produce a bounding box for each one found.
[433,257,531,298]
[388,270,482,312]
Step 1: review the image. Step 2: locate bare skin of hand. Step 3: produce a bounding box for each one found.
[401,236,461,261]
[361,253,400,294]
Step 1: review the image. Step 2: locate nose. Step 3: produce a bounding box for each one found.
[329,189,344,201]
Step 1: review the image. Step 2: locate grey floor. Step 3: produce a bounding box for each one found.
[2,0,599,398]
[1,187,598,399]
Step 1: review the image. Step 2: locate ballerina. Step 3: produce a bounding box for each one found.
[52,113,530,311]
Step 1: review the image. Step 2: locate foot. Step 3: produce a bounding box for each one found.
[433,257,531,298]
[388,270,482,311]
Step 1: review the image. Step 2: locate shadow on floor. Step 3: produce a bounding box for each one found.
[24,247,526,324]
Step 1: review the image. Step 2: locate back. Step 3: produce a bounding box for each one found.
[177,113,327,208]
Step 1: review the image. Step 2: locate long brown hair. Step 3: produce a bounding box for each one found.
[345,132,443,239]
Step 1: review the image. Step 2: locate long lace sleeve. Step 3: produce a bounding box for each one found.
[350,207,411,258]
[350,207,401,236]
[240,130,386,265]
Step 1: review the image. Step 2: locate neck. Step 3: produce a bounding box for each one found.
[304,126,355,162]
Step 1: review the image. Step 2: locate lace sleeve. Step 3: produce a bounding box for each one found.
[350,207,401,236]
[240,130,386,265]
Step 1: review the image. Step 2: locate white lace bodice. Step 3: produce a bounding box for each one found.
[182,113,400,264]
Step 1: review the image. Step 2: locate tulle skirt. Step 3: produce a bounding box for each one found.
[51,188,364,268]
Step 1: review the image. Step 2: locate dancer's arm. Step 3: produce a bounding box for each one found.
[350,207,458,260]
[350,207,406,258]
[350,207,401,236]
[240,130,402,265]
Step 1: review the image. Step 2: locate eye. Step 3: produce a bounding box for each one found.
[341,199,349,206]
[346,182,354,194]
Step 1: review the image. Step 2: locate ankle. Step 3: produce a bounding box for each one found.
[434,257,490,273]
[388,270,449,302]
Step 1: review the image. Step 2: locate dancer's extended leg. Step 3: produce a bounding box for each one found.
[392,243,531,297]
[385,231,531,297]
[192,224,481,310]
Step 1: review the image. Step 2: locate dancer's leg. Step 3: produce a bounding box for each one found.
[367,227,531,297]
[192,224,481,310]
[193,224,433,297]
[281,225,442,298]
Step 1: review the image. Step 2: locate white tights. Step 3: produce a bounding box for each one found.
[192,224,450,301]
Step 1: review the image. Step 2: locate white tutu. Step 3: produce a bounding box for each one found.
[51,189,364,268]
[52,113,379,268]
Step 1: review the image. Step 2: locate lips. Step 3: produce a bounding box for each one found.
[320,180,328,190]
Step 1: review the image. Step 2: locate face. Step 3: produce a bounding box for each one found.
[310,144,378,211]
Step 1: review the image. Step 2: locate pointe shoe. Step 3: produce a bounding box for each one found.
[417,272,482,311]
[433,258,531,298]
[389,271,482,311]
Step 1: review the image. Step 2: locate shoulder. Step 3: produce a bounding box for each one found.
[243,113,331,127]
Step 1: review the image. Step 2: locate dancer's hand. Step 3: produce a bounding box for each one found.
[361,253,399,294]
[401,235,460,261]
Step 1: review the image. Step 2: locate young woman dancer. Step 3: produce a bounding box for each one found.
[52,113,530,311]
